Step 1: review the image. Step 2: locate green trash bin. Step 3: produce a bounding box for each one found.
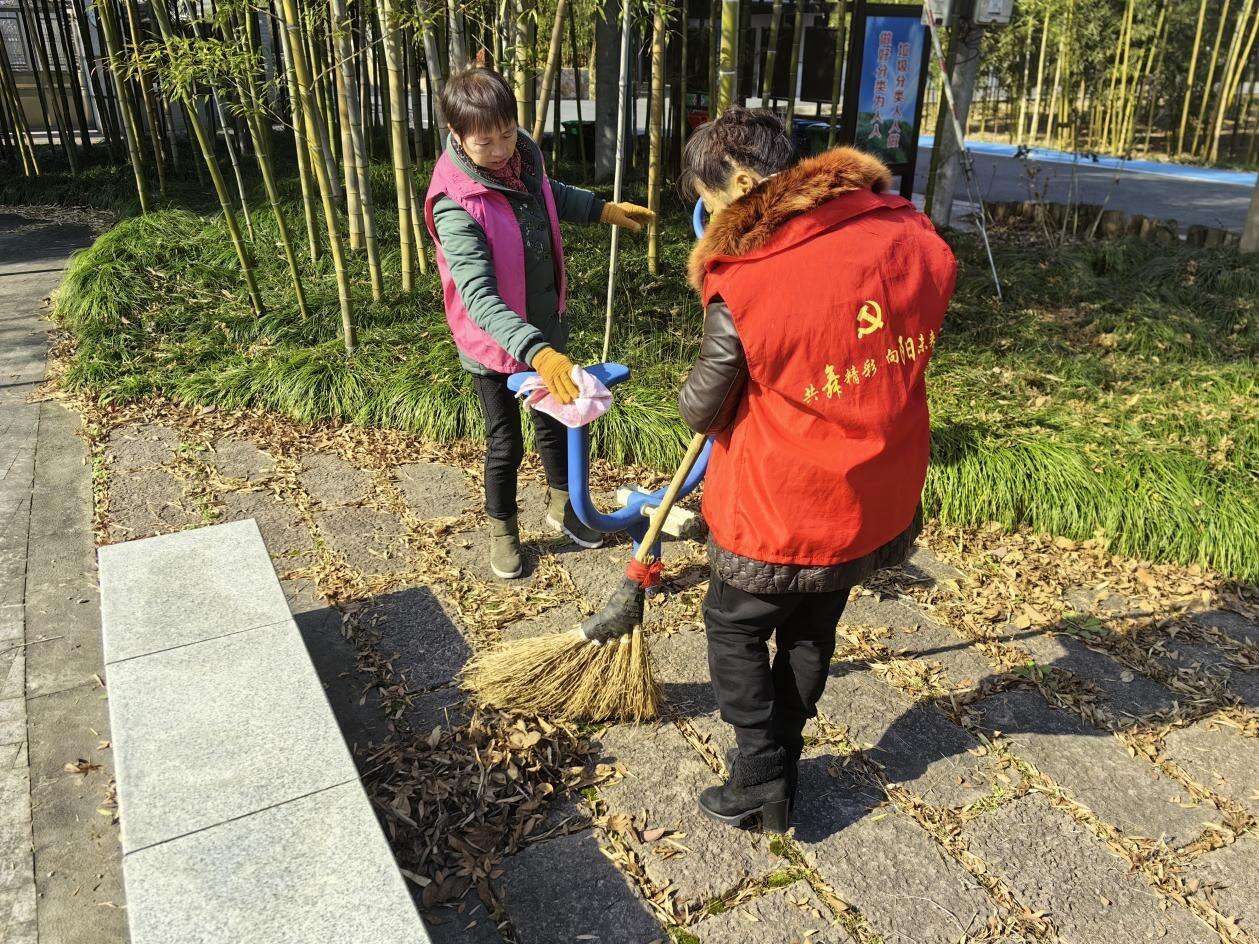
[806,121,835,156]
[561,120,596,162]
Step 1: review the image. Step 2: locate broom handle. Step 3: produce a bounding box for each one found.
[634,433,709,565]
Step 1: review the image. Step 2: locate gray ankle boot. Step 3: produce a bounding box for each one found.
[545,488,604,548]
[488,515,524,579]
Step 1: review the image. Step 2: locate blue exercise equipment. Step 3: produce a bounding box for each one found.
[692,199,707,239]
[507,363,712,564]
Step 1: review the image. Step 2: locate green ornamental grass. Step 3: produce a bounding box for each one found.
[27,158,1259,580]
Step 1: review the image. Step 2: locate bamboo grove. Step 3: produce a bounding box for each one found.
[966,0,1259,164]
[2,0,1257,342]
[0,0,789,346]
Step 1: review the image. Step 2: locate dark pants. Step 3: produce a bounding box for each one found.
[704,572,852,760]
[472,373,568,521]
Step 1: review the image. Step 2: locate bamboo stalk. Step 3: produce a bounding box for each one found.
[147,0,264,314]
[331,0,383,297]
[826,0,847,147]
[330,0,362,249]
[1029,5,1050,144]
[646,3,665,275]
[36,0,81,156]
[123,0,167,193]
[278,4,323,261]
[237,16,310,319]
[0,41,39,174]
[513,0,536,129]
[381,0,416,292]
[1207,0,1258,161]
[531,0,569,140]
[71,0,118,148]
[1014,12,1032,141]
[761,0,783,103]
[18,0,75,167]
[601,0,631,362]
[418,0,447,149]
[708,0,719,112]
[717,0,737,115]
[51,0,92,149]
[784,0,805,122]
[1192,0,1232,156]
[568,0,586,172]
[279,0,357,350]
[1177,0,1211,155]
[448,0,469,70]
[95,0,148,208]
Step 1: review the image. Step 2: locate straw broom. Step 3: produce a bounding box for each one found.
[465,434,709,723]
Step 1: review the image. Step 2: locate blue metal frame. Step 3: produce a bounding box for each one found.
[507,362,712,561]
[692,199,707,239]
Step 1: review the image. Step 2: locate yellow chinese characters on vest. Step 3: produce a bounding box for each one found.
[801,300,936,404]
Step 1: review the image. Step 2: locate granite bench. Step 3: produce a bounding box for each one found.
[98,519,430,943]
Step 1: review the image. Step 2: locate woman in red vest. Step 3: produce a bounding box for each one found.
[678,108,957,832]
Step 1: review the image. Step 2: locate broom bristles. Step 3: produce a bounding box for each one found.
[464,627,661,723]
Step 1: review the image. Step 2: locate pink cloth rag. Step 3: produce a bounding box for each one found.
[516,366,612,428]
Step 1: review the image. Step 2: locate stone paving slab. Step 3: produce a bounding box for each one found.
[1188,835,1259,937]
[792,764,997,944]
[98,519,292,663]
[106,620,357,852]
[394,461,477,520]
[314,504,413,576]
[104,467,201,542]
[217,490,314,565]
[25,681,124,942]
[297,452,374,506]
[424,888,504,944]
[123,781,425,944]
[964,795,1207,943]
[596,722,780,906]
[972,689,1213,844]
[367,586,472,691]
[0,758,37,944]
[497,832,663,944]
[21,532,102,699]
[1159,720,1258,816]
[687,883,852,943]
[815,668,996,808]
[208,436,275,482]
[880,616,993,690]
[991,626,1181,721]
[287,580,390,755]
[103,424,182,473]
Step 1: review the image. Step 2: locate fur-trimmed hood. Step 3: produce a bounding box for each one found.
[688,147,892,292]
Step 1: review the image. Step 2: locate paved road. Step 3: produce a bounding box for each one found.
[912,144,1254,233]
[0,208,125,944]
[543,99,1255,232]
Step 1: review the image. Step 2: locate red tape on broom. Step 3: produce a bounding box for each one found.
[626,558,664,589]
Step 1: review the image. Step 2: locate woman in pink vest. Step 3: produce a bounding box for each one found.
[424,68,653,579]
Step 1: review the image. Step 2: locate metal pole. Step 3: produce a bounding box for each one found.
[601,0,632,362]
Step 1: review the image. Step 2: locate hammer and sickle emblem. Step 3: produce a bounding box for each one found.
[857,300,884,338]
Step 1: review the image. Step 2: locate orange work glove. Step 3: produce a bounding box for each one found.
[530,347,580,405]
[600,201,656,233]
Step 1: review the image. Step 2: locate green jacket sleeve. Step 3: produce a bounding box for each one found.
[431,196,551,366]
[549,179,606,225]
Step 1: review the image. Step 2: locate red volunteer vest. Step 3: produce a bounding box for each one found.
[699,189,956,567]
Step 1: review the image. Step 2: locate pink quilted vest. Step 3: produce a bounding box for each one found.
[424,147,568,374]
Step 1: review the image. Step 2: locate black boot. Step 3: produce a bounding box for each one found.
[726,745,801,807]
[700,749,791,833]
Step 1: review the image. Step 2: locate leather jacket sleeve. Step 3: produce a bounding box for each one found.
[678,300,748,434]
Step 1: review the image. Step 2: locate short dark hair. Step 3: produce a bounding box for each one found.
[440,67,517,139]
[678,107,800,202]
